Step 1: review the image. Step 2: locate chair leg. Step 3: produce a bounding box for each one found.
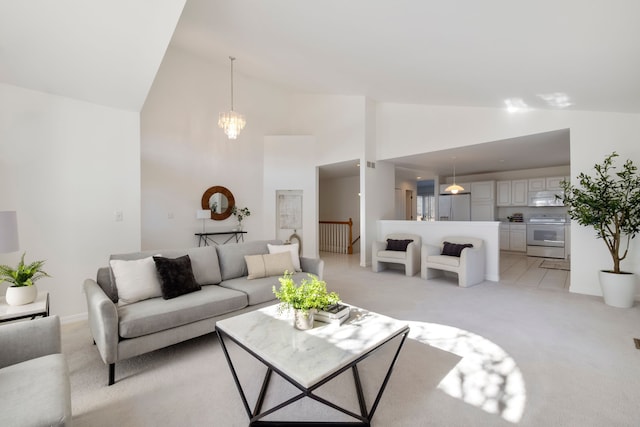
[108,363,115,386]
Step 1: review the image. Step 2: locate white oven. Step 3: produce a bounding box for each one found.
[526,215,566,259]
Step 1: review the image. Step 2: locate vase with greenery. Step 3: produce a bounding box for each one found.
[273,272,340,330]
[231,206,250,230]
[561,152,640,307]
[0,252,51,306]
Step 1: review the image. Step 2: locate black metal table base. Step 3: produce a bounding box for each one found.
[216,326,409,426]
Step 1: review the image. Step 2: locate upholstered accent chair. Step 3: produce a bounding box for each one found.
[0,315,72,426]
[421,236,485,287]
[372,233,422,276]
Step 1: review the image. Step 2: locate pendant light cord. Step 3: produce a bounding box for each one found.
[229,56,235,112]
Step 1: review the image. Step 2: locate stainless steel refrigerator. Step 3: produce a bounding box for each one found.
[438,193,471,221]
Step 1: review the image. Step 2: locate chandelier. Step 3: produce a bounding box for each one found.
[218,56,246,140]
[445,157,465,194]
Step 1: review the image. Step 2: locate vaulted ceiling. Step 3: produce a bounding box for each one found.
[2,1,637,177]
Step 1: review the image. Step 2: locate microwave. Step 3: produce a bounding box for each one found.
[528,191,564,207]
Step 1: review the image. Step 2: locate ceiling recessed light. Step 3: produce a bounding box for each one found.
[538,92,573,108]
[504,98,529,113]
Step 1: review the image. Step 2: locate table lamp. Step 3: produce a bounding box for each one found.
[0,211,19,253]
[196,210,210,233]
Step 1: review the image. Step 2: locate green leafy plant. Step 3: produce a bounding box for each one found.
[561,152,640,274]
[0,252,51,287]
[231,206,250,223]
[273,272,340,315]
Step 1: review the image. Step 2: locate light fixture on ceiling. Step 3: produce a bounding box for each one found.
[218,56,246,140]
[445,158,464,194]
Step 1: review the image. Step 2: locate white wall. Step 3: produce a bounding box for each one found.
[319,175,360,252]
[140,47,292,250]
[376,103,640,297]
[263,136,318,258]
[0,83,141,319]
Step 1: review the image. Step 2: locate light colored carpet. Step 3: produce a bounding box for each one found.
[63,253,640,426]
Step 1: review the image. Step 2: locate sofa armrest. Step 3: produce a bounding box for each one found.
[0,315,61,369]
[299,257,325,280]
[84,278,119,364]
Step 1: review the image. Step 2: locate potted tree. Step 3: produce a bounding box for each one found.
[273,272,340,330]
[561,152,640,307]
[0,252,51,306]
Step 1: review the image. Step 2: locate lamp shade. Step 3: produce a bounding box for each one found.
[0,211,19,253]
[196,210,210,219]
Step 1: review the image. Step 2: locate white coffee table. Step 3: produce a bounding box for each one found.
[0,291,49,323]
[216,304,409,426]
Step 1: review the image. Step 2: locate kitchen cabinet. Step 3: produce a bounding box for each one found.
[546,176,567,191]
[499,224,510,250]
[471,181,495,202]
[471,181,495,221]
[529,176,566,191]
[528,178,546,191]
[500,223,526,252]
[509,224,527,252]
[497,179,528,206]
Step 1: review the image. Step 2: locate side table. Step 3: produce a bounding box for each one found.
[0,291,49,323]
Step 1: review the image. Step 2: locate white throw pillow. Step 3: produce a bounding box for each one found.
[110,256,162,306]
[267,243,301,271]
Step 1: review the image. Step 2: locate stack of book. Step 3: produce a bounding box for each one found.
[316,303,350,325]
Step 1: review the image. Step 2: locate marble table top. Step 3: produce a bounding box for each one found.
[216,304,409,388]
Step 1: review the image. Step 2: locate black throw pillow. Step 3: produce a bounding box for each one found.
[441,241,474,257]
[153,255,201,299]
[386,239,414,251]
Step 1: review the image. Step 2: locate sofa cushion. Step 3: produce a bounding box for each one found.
[245,252,295,279]
[220,271,308,306]
[0,354,71,427]
[376,250,408,260]
[118,285,248,339]
[267,243,301,271]
[427,255,461,267]
[442,241,474,257]
[153,255,201,299]
[216,239,282,281]
[110,256,163,306]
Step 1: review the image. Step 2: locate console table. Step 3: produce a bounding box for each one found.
[216,304,409,425]
[0,292,49,323]
[195,231,246,247]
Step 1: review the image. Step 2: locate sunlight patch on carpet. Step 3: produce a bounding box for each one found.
[406,321,526,424]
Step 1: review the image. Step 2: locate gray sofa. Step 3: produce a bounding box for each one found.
[0,315,72,426]
[83,239,323,385]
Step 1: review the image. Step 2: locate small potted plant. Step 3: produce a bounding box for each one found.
[561,152,640,307]
[231,206,250,230]
[273,272,340,330]
[0,252,51,306]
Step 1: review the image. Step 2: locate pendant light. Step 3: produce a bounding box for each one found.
[445,157,464,194]
[218,56,246,140]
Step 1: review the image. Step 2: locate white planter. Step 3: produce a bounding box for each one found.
[599,270,637,308]
[5,285,38,306]
[294,309,315,330]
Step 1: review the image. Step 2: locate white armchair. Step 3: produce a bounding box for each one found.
[372,233,422,276]
[421,236,485,287]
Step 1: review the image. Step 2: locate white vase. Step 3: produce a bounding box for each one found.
[294,309,315,330]
[599,270,637,308]
[5,285,38,306]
